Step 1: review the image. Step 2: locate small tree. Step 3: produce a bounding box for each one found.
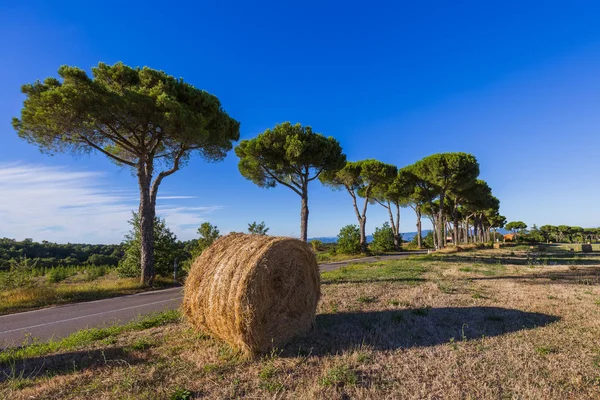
[196,222,220,256]
[13,62,240,285]
[371,169,412,250]
[371,222,396,253]
[248,221,269,235]
[539,225,555,243]
[402,166,436,249]
[337,225,361,254]
[236,122,346,242]
[118,212,179,278]
[321,159,397,251]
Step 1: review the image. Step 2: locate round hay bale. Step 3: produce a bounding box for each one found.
[183,233,320,356]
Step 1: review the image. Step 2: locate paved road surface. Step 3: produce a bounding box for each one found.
[0,251,427,348]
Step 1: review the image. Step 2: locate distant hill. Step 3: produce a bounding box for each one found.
[309,230,432,244]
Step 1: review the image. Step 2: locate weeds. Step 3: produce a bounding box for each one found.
[437,281,456,294]
[127,337,154,351]
[319,364,358,387]
[356,352,372,363]
[357,296,377,304]
[258,362,284,393]
[170,388,192,400]
[535,346,558,356]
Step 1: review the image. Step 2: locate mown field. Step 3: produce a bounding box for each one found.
[2,247,600,399]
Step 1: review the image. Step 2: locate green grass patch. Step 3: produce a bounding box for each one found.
[0,309,181,364]
[319,364,358,387]
[459,263,506,277]
[258,362,284,393]
[316,252,370,263]
[357,295,377,304]
[535,345,558,356]
[321,259,426,284]
[170,388,193,400]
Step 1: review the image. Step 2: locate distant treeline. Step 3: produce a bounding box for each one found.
[0,237,203,272]
[521,225,600,244]
[0,238,125,270]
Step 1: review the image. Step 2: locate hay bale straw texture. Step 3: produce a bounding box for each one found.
[183,233,320,355]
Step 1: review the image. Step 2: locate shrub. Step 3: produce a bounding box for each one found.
[411,231,435,249]
[0,258,36,290]
[117,259,139,278]
[337,225,361,254]
[310,239,323,252]
[0,270,33,290]
[84,265,109,281]
[46,266,76,283]
[371,222,396,252]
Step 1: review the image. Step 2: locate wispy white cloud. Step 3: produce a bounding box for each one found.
[0,163,220,244]
[156,196,197,200]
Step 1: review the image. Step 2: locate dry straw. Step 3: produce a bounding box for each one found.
[183,233,320,356]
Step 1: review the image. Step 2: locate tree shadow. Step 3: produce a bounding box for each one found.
[321,277,427,285]
[434,254,600,266]
[472,266,600,286]
[0,346,146,383]
[283,307,559,357]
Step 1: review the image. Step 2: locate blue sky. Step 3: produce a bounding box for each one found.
[1,1,600,243]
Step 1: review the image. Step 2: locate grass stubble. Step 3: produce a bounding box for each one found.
[2,248,600,399]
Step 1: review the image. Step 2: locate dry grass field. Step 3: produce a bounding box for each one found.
[0,271,176,315]
[2,247,600,399]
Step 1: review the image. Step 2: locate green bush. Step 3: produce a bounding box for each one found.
[117,259,139,278]
[371,222,396,252]
[0,258,37,289]
[411,231,434,249]
[0,270,33,290]
[337,225,361,254]
[84,265,109,281]
[46,266,76,283]
[310,239,323,252]
[329,244,338,255]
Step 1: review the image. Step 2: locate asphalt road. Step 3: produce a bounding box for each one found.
[0,251,427,348]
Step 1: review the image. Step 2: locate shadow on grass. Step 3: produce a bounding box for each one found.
[0,346,147,383]
[322,278,427,285]
[471,267,600,286]
[284,306,559,357]
[433,254,600,266]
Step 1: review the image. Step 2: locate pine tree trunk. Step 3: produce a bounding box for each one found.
[300,191,309,242]
[138,168,155,286]
[437,193,445,248]
[453,210,460,245]
[431,216,438,249]
[359,217,367,252]
[416,207,422,249]
[394,202,401,250]
[385,202,399,250]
